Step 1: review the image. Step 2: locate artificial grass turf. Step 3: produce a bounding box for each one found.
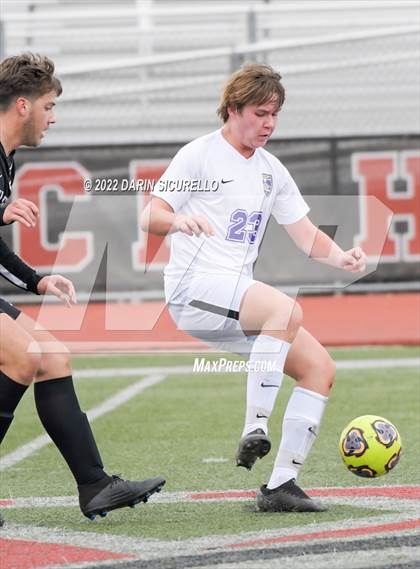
[2,502,391,540]
[1,359,418,501]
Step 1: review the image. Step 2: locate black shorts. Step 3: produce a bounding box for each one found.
[0,297,21,320]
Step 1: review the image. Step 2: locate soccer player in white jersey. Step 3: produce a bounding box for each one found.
[141,63,366,512]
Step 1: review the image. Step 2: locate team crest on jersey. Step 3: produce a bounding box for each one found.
[262,173,273,196]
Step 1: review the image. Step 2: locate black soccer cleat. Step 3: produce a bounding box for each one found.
[0,510,4,527]
[235,428,271,470]
[256,479,328,513]
[78,474,166,520]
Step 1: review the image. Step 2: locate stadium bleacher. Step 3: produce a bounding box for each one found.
[1,0,419,145]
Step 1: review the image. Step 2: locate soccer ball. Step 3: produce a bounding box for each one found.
[339,415,402,478]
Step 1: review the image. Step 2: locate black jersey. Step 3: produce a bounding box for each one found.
[0,142,15,220]
[0,142,42,294]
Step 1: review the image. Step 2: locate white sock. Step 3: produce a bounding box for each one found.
[242,335,291,437]
[267,386,328,489]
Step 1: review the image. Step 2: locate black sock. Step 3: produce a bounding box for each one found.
[34,376,108,485]
[0,371,28,444]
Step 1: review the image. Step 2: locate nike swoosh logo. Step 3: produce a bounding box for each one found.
[308,427,317,436]
[260,382,278,388]
[292,459,303,465]
[256,413,268,419]
[221,179,234,184]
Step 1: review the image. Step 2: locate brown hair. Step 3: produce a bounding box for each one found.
[0,53,62,111]
[217,63,285,123]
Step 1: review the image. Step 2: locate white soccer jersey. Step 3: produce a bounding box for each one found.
[152,129,309,301]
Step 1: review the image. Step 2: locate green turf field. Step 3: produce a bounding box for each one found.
[1,346,418,539]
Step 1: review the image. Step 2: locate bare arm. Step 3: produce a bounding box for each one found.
[140,197,214,237]
[285,215,366,273]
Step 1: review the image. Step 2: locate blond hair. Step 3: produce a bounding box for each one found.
[217,63,285,123]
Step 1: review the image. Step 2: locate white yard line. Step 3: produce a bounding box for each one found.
[74,358,420,380]
[335,358,419,370]
[1,488,418,567]
[0,373,167,471]
[1,499,418,559]
[2,490,419,512]
[74,366,192,379]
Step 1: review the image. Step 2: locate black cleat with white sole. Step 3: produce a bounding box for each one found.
[79,474,165,520]
[235,428,271,470]
[256,478,327,512]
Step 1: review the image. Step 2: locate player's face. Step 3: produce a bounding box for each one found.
[21,91,57,147]
[232,97,279,154]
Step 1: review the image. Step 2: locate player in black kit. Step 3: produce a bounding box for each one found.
[0,53,165,526]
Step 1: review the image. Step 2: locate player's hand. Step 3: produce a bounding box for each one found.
[339,247,367,273]
[3,199,39,227]
[173,214,215,237]
[37,275,77,307]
